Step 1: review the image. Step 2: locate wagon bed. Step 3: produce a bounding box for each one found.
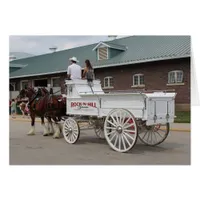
[61,79,176,153]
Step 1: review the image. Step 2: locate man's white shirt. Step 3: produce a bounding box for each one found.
[67,63,82,80]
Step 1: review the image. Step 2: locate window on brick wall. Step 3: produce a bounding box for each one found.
[168,70,183,84]
[132,74,145,87]
[20,80,28,90]
[51,77,60,87]
[104,76,113,88]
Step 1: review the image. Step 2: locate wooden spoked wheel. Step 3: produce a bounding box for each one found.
[62,118,80,144]
[94,118,105,139]
[138,123,170,146]
[104,109,138,153]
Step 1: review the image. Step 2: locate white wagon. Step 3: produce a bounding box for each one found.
[62,79,176,153]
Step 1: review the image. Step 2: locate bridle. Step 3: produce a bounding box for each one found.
[17,88,37,108]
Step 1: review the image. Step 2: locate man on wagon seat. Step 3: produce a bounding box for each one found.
[67,57,82,80]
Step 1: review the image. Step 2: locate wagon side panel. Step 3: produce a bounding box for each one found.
[100,94,145,118]
[145,93,176,125]
[66,97,100,116]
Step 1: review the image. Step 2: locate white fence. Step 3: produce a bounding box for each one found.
[50,87,61,94]
[10,91,19,99]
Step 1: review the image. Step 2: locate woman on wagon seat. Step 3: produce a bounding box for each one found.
[82,59,95,82]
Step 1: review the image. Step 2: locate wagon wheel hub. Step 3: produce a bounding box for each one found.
[116,126,123,134]
[62,117,80,144]
[69,128,73,133]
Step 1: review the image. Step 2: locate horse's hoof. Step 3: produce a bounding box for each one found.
[53,135,59,139]
[43,133,49,136]
[27,132,35,136]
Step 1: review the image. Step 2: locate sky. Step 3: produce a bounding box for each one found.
[9,35,126,55]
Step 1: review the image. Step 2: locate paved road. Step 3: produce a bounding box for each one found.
[9,120,190,165]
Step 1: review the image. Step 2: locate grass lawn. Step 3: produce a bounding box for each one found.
[175,111,190,123]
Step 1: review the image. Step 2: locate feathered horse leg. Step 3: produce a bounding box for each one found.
[52,117,60,139]
[41,116,50,136]
[47,117,54,135]
[27,112,35,135]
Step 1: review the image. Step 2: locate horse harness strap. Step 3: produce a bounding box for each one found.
[27,94,37,110]
[48,95,54,109]
[28,89,42,110]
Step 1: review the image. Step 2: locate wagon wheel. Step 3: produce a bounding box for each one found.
[94,118,105,139]
[104,109,138,153]
[62,117,80,144]
[138,123,169,146]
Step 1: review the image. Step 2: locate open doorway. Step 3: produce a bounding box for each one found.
[34,79,48,87]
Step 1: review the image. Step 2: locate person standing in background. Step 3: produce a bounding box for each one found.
[11,99,17,118]
[9,99,11,115]
[19,102,26,118]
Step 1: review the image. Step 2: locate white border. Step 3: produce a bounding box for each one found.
[2,1,199,200]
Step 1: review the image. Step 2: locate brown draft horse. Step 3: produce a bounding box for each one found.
[39,87,67,138]
[18,87,66,138]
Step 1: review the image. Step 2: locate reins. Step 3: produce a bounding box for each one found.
[40,88,62,96]
[20,88,63,109]
[52,89,62,95]
[27,90,39,108]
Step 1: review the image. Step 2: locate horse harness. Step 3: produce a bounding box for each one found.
[27,88,65,111]
[27,89,41,110]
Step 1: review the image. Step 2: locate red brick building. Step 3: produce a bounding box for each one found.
[10,36,190,111]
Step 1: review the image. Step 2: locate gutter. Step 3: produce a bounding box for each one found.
[93,55,190,69]
[10,70,67,79]
[10,55,190,79]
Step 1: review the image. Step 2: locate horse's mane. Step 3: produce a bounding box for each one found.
[40,87,49,94]
[27,87,36,93]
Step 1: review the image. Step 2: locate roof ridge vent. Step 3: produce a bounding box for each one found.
[107,35,117,41]
[9,55,17,61]
[49,45,57,53]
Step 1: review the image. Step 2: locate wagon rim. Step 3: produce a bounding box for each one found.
[138,123,170,146]
[104,108,138,153]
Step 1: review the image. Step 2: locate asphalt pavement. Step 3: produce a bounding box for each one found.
[9,119,190,165]
[10,115,191,132]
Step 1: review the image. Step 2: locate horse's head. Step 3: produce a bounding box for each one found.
[18,88,27,99]
[19,87,36,100]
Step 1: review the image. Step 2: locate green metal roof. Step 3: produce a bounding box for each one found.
[10,63,28,68]
[103,41,127,51]
[92,41,127,51]
[10,36,190,78]
[10,52,34,59]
